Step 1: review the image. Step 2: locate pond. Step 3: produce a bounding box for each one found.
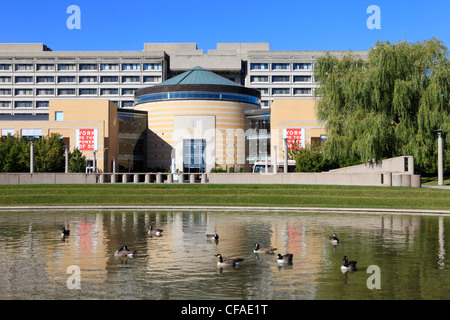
[0,210,449,300]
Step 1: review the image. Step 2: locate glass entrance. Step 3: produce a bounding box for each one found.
[183,139,205,173]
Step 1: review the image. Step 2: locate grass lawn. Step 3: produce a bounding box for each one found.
[0,184,448,211]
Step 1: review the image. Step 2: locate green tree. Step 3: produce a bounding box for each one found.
[69,148,87,173]
[0,135,29,172]
[315,38,450,174]
[291,142,338,172]
[34,134,65,172]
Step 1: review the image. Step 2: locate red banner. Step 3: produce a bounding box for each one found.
[285,128,304,150]
[77,129,96,151]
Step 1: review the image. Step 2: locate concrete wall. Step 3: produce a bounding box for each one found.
[0,173,97,184]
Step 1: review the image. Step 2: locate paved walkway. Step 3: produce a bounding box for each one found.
[0,205,449,215]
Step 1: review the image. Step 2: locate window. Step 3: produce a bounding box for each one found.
[100,88,118,95]
[58,64,76,71]
[122,88,137,95]
[0,101,12,108]
[143,63,162,70]
[293,88,312,95]
[79,76,97,83]
[1,129,14,136]
[0,89,11,95]
[183,139,206,173]
[79,88,97,95]
[15,76,33,83]
[293,63,312,70]
[272,76,290,82]
[257,88,269,95]
[260,100,269,107]
[250,75,268,83]
[122,76,140,83]
[15,89,33,96]
[55,111,64,121]
[272,88,290,95]
[272,63,290,70]
[36,101,49,108]
[36,76,54,83]
[58,76,76,83]
[101,76,119,83]
[79,63,98,71]
[0,76,11,83]
[143,76,161,83]
[58,89,75,95]
[0,64,11,71]
[122,63,140,71]
[100,63,119,70]
[293,76,311,82]
[250,63,269,70]
[37,64,55,71]
[37,89,54,95]
[122,101,134,108]
[15,101,33,108]
[15,64,33,71]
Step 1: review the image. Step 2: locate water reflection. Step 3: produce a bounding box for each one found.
[0,210,448,300]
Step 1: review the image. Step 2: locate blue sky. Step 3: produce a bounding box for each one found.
[1,0,449,52]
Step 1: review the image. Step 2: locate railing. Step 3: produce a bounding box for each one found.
[97,172,208,184]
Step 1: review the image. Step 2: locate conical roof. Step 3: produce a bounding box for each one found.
[158,66,240,87]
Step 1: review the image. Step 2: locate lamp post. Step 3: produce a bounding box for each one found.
[29,137,35,173]
[437,129,443,186]
[64,146,69,174]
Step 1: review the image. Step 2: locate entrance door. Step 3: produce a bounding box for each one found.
[183,139,205,173]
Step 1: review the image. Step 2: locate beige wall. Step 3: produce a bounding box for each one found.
[270,98,326,162]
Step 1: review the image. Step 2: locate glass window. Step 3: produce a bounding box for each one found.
[100,63,119,70]
[293,88,312,95]
[272,88,290,95]
[15,76,33,83]
[0,89,11,95]
[37,89,54,95]
[100,88,119,95]
[37,64,55,71]
[122,76,140,83]
[143,63,162,70]
[58,89,75,95]
[0,64,11,71]
[15,101,33,108]
[37,76,54,83]
[79,88,97,95]
[79,76,97,83]
[293,76,311,82]
[58,76,76,83]
[183,139,206,173]
[272,63,290,70]
[250,63,269,70]
[293,63,312,70]
[36,101,49,108]
[15,89,33,96]
[250,75,268,83]
[15,64,33,71]
[122,88,137,95]
[55,111,64,121]
[0,76,11,83]
[58,64,76,71]
[272,76,290,82]
[101,76,119,83]
[0,101,12,108]
[143,76,161,83]
[122,63,140,71]
[79,63,98,71]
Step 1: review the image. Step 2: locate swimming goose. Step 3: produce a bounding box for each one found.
[114,245,136,257]
[206,233,219,240]
[329,233,339,245]
[61,227,70,236]
[148,226,163,236]
[341,256,357,271]
[254,243,277,254]
[214,254,244,267]
[277,253,293,263]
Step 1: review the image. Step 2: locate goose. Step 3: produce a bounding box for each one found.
[341,256,357,271]
[329,233,339,245]
[254,243,277,254]
[148,226,163,236]
[214,254,244,267]
[60,227,70,236]
[206,233,219,240]
[277,253,293,263]
[114,245,136,257]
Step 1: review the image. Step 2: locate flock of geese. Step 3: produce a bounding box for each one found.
[60,226,357,272]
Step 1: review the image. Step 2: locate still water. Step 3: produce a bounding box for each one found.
[0,210,449,300]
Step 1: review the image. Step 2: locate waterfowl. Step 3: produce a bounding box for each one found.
[206,233,219,240]
[214,254,244,267]
[277,253,293,263]
[341,256,357,271]
[61,227,70,236]
[114,245,136,257]
[329,233,339,245]
[254,243,277,254]
[148,226,163,236]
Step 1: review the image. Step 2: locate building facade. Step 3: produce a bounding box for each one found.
[0,43,367,116]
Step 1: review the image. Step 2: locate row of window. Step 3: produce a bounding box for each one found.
[250,75,316,83]
[0,100,134,108]
[136,91,259,105]
[0,63,162,72]
[250,63,313,71]
[0,75,161,84]
[255,87,313,95]
[0,88,139,96]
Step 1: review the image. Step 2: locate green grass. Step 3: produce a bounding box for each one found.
[0,184,448,211]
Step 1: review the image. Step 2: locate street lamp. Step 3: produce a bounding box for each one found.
[29,137,35,173]
[437,129,443,186]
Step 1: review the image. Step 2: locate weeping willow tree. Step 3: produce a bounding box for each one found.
[315,38,450,174]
